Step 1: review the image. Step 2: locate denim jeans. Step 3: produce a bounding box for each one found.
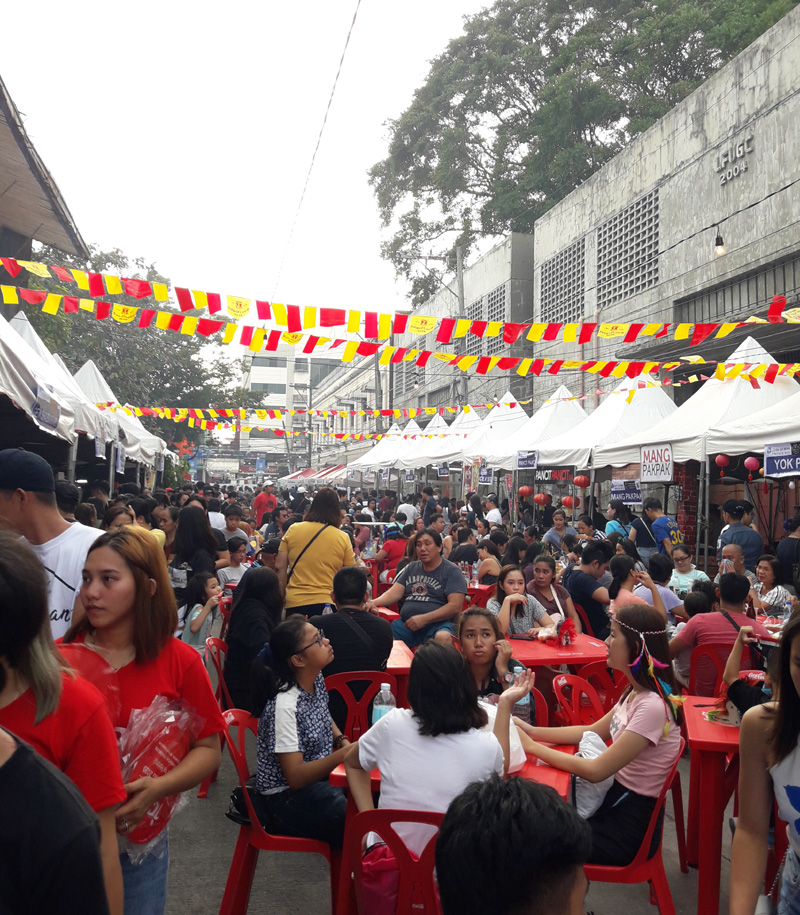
[391,618,456,648]
[120,834,169,915]
[637,546,657,567]
[780,849,800,915]
[260,781,347,847]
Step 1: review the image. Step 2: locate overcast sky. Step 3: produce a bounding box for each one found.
[4,0,491,319]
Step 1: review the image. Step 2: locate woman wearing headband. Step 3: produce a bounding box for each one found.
[516,604,681,865]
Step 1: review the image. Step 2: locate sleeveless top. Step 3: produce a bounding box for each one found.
[771,741,800,856]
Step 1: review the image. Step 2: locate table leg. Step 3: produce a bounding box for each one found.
[687,744,701,866]
[395,673,409,709]
[696,748,727,914]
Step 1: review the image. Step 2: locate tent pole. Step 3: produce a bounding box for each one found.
[695,458,704,567]
[67,438,78,482]
[108,443,116,492]
[703,457,711,574]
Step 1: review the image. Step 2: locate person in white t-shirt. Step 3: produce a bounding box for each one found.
[396,497,418,524]
[516,604,681,866]
[0,450,102,640]
[485,494,503,526]
[218,538,249,589]
[345,641,533,856]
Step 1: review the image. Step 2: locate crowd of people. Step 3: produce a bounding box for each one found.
[3,445,800,914]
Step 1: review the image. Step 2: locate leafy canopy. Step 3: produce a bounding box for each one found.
[371,0,795,304]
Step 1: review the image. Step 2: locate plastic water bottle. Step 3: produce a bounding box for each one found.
[471,561,479,585]
[322,603,333,616]
[372,683,397,724]
[785,598,793,622]
[506,669,531,724]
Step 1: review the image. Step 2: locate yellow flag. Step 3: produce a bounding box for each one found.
[281,332,302,345]
[181,317,199,336]
[378,314,392,339]
[599,323,628,339]
[155,311,171,330]
[79,298,94,312]
[227,296,251,319]
[71,270,90,290]
[105,275,123,295]
[454,319,471,338]
[342,342,359,362]
[347,311,360,333]
[192,290,209,310]
[303,306,317,328]
[379,347,395,365]
[151,282,168,301]
[112,304,138,323]
[42,294,61,315]
[18,261,51,278]
[408,315,437,335]
[249,328,265,351]
[221,323,236,344]
[1,286,19,304]
[272,303,288,326]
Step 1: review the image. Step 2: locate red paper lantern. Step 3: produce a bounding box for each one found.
[518,485,534,498]
[573,474,590,489]
[744,456,760,471]
[562,496,579,509]
[715,454,730,468]
[533,493,551,506]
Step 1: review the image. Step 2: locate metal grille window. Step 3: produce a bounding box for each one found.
[428,386,450,408]
[465,298,485,357]
[597,189,659,310]
[541,239,585,324]
[486,283,507,356]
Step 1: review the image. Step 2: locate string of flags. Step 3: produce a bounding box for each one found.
[2,255,793,345]
[5,284,799,382]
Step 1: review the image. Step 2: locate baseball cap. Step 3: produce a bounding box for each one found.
[721,498,743,516]
[264,479,275,486]
[55,480,81,510]
[0,448,55,493]
[297,486,308,493]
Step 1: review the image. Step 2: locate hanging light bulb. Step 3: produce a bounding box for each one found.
[714,226,726,257]
[790,481,796,490]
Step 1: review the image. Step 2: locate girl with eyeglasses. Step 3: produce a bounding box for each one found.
[667,545,709,597]
[252,617,354,847]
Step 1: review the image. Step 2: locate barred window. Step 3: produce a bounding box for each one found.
[541,239,585,324]
[465,297,485,357]
[597,189,659,310]
[486,283,507,356]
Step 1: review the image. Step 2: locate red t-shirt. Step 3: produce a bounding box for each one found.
[381,538,407,570]
[68,635,225,739]
[253,492,277,525]
[0,671,126,812]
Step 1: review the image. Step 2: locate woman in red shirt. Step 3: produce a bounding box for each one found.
[64,526,223,915]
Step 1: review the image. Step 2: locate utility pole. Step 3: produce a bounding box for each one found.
[373,353,383,416]
[456,245,468,405]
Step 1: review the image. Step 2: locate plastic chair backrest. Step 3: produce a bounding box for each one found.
[531,686,549,727]
[572,602,596,638]
[218,599,232,641]
[553,674,605,727]
[342,808,444,915]
[467,587,492,610]
[688,643,730,696]
[578,661,627,712]
[324,672,398,741]
[206,637,233,710]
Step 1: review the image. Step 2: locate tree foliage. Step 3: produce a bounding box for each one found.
[371,0,796,304]
[24,245,261,442]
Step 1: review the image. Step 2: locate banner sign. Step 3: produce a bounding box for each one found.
[533,466,575,484]
[611,478,643,506]
[517,450,539,470]
[405,470,415,483]
[463,462,473,492]
[764,442,800,478]
[116,445,126,473]
[32,384,60,432]
[380,469,390,484]
[478,466,494,485]
[640,445,673,482]
[437,462,449,478]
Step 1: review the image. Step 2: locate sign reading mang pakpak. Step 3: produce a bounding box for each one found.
[640,445,673,482]
[765,442,800,478]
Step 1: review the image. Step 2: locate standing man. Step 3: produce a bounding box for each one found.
[397,494,418,524]
[422,486,439,526]
[0,449,102,639]
[643,497,683,557]
[290,486,311,515]
[717,499,764,571]
[252,481,277,528]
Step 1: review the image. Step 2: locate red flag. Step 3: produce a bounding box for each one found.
[690,323,719,346]
[364,312,379,338]
[390,348,408,364]
[623,324,644,343]
[0,257,22,277]
[19,288,47,305]
[578,323,597,345]
[656,324,671,338]
[476,357,491,375]
[415,351,432,367]
[626,362,646,378]
[768,295,787,323]
[88,272,105,297]
[529,359,545,376]
[764,363,779,384]
[168,314,183,332]
[265,330,282,351]
[139,310,156,328]
[470,321,487,338]
[196,318,224,336]
[437,318,455,344]
[175,287,194,312]
[51,265,73,283]
[497,357,520,371]
[63,296,79,313]
[599,362,617,377]
[580,361,597,372]
[543,323,562,341]
[240,326,254,347]
[123,278,152,299]
[256,300,270,320]
[547,360,564,375]
[286,305,302,332]
[357,342,381,356]
[95,301,111,320]
[303,335,320,354]
[319,308,346,326]
[393,314,408,334]
[502,323,526,345]
[207,293,222,314]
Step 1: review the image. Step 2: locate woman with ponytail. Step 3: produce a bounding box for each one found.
[516,604,682,866]
[607,555,667,620]
[252,617,354,847]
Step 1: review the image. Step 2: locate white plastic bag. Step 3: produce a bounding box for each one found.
[478,699,526,774]
[571,731,614,818]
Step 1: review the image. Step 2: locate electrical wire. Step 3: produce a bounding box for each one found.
[270,0,363,297]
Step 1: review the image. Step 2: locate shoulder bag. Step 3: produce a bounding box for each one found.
[335,609,386,668]
[286,523,330,583]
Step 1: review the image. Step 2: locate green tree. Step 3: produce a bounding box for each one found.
[23,245,261,442]
[371,0,796,304]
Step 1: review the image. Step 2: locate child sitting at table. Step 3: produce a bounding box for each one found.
[516,604,682,866]
[459,608,514,697]
[486,565,555,636]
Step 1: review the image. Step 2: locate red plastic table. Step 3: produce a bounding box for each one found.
[684,695,741,914]
[385,640,414,708]
[507,633,608,669]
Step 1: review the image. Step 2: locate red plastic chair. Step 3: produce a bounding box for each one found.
[530,686,549,727]
[324,672,398,741]
[219,709,336,915]
[197,637,231,799]
[584,737,686,914]
[218,598,233,642]
[336,808,444,915]
[572,602,596,638]
[552,674,605,727]
[466,587,493,610]
[577,661,627,712]
[687,643,731,696]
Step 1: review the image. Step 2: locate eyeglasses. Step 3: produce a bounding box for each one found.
[298,629,325,653]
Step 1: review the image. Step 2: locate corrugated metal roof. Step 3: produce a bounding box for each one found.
[0,75,88,258]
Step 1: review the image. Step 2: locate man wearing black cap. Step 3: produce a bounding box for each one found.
[0,449,102,639]
[717,499,764,571]
[54,481,81,523]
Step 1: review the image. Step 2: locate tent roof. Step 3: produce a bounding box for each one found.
[412,408,484,465]
[534,376,678,470]
[347,423,403,469]
[394,413,450,470]
[380,419,424,470]
[480,385,587,467]
[593,337,800,466]
[460,391,531,464]
[705,388,800,456]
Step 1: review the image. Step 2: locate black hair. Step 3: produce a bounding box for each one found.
[608,554,637,601]
[182,571,216,623]
[643,497,663,512]
[719,572,752,604]
[617,538,642,562]
[521,542,543,567]
[580,542,607,566]
[756,554,782,589]
[418,528,443,548]
[533,554,556,575]
[260,538,282,556]
[788,516,800,534]
[684,591,711,618]
[577,513,594,529]
[436,775,591,915]
[74,502,97,526]
[89,479,110,497]
[174,505,218,560]
[407,643,486,737]
[207,497,222,512]
[251,616,309,715]
[691,578,719,608]
[231,566,283,623]
[504,536,527,565]
[469,494,484,520]
[422,486,434,497]
[478,538,501,559]
[561,532,578,553]
[304,487,343,526]
[332,566,369,605]
[608,499,632,525]
[647,552,674,584]
[456,527,472,545]
[488,529,509,548]
[185,494,208,511]
[223,503,243,518]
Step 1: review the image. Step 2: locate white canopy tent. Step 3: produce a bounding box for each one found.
[593,337,800,467]
[534,377,678,470]
[377,419,423,470]
[705,388,800,456]
[0,313,75,443]
[73,360,168,466]
[460,391,531,464]
[393,413,450,470]
[481,385,588,468]
[411,408,484,466]
[347,423,403,469]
